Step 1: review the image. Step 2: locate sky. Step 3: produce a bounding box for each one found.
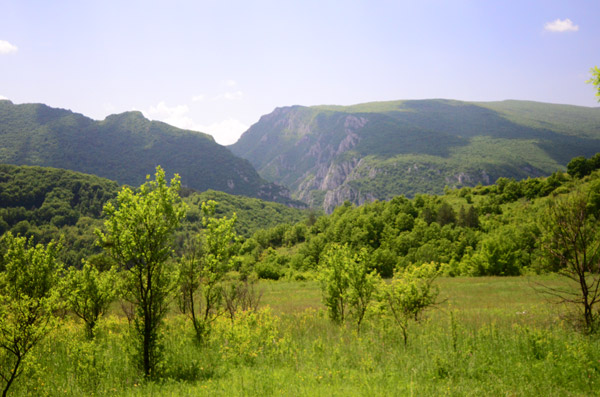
[1,1,599,145]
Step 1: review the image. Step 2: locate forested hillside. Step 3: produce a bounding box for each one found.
[0,100,297,205]
[237,156,600,281]
[230,99,600,211]
[0,164,308,267]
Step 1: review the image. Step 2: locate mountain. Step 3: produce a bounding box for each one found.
[229,99,600,212]
[0,100,297,205]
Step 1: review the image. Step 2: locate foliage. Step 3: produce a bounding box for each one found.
[567,153,600,179]
[0,164,119,267]
[318,243,379,329]
[539,189,600,332]
[0,164,308,272]
[379,262,440,345]
[178,200,239,342]
[181,189,308,238]
[0,233,62,397]
[587,66,600,101]
[96,166,186,377]
[61,262,118,338]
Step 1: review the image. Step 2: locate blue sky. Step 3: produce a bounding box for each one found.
[1,1,598,144]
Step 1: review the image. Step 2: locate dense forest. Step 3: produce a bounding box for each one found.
[236,156,600,280]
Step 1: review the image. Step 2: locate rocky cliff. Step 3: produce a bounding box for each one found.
[230,99,600,212]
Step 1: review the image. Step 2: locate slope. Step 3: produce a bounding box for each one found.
[229,99,600,212]
[0,100,295,204]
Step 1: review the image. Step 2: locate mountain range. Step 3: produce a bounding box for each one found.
[0,100,297,205]
[230,99,600,212]
[2,98,600,213]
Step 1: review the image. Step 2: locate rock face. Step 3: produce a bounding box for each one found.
[230,99,600,212]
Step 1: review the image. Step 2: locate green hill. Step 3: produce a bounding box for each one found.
[0,100,296,205]
[229,99,600,212]
[0,164,308,267]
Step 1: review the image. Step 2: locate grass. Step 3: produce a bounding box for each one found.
[8,275,600,396]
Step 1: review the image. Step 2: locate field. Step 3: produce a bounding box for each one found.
[10,275,600,396]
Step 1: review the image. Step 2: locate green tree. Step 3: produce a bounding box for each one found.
[0,233,62,397]
[96,166,186,377]
[319,243,379,329]
[540,190,600,332]
[346,248,379,331]
[62,262,118,339]
[567,156,591,179]
[318,244,351,323]
[178,200,238,342]
[380,262,440,345]
[436,201,456,226]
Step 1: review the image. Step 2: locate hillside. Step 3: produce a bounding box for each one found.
[0,100,296,205]
[229,99,600,212]
[0,164,308,266]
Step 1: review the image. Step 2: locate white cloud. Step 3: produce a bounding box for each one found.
[0,40,18,54]
[192,94,205,102]
[142,101,247,145]
[143,101,198,131]
[214,90,244,101]
[224,79,237,87]
[197,119,248,145]
[544,18,579,32]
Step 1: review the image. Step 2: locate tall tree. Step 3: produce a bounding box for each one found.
[96,166,186,377]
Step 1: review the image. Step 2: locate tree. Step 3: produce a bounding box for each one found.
[62,262,118,339]
[436,201,456,226]
[178,200,238,342]
[318,244,351,323]
[587,66,600,101]
[0,233,62,397]
[567,156,591,179]
[380,262,440,346]
[318,243,379,330]
[458,205,479,229]
[540,190,600,332]
[96,166,186,377]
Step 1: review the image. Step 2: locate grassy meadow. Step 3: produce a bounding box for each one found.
[11,275,600,396]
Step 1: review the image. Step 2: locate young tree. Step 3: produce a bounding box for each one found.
[319,244,351,323]
[178,200,238,342]
[96,166,186,377]
[319,243,379,330]
[62,262,118,339]
[0,233,62,397]
[540,190,600,332]
[346,248,380,331]
[380,262,440,346]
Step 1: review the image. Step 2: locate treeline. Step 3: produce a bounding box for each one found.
[239,163,599,279]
